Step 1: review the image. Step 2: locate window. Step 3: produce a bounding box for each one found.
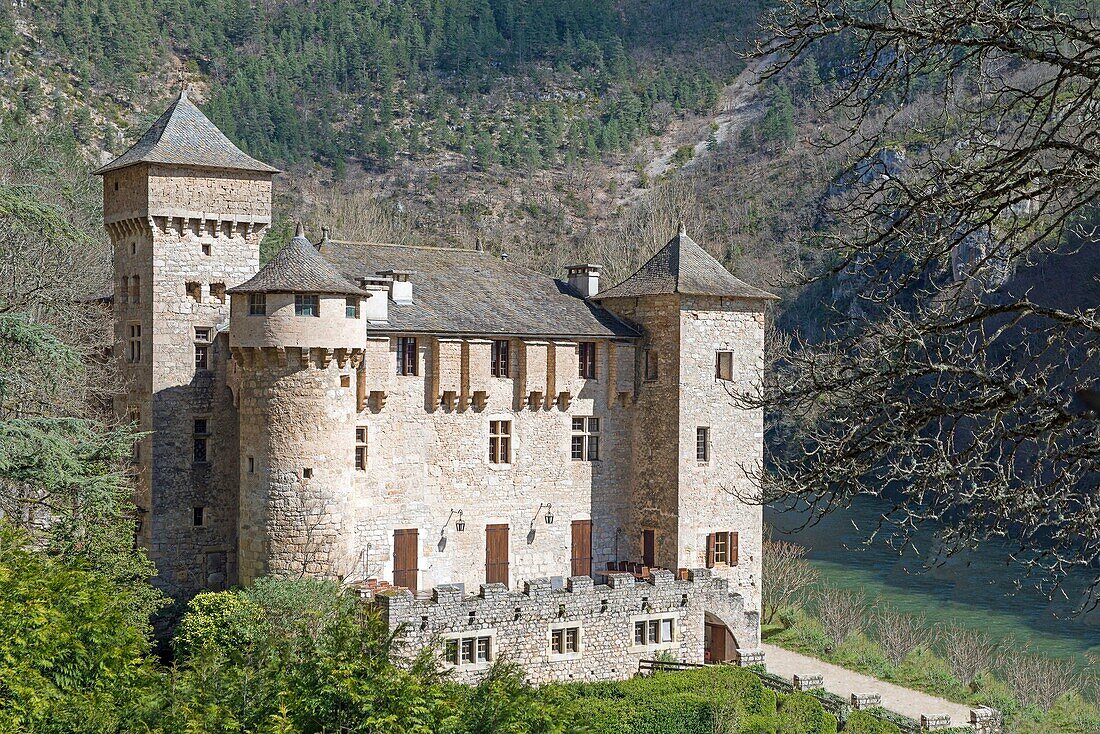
[210,283,226,303]
[355,427,367,470]
[633,617,676,646]
[489,420,511,464]
[201,242,212,256]
[644,349,658,381]
[193,418,209,463]
[551,626,581,655]
[345,296,360,319]
[131,242,136,256]
[396,337,418,376]
[195,328,211,372]
[128,323,142,363]
[131,275,140,303]
[247,456,255,474]
[571,416,600,461]
[445,635,493,666]
[706,531,739,567]
[716,351,734,381]
[302,467,313,479]
[120,276,129,304]
[578,341,597,379]
[491,339,510,378]
[193,506,205,527]
[295,294,319,317]
[696,427,710,463]
[249,293,266,316]
[186,282,201,301]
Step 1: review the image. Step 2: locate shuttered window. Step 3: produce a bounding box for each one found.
[393,528,418,590]
[705,531,739,567]
[571,520,592,577]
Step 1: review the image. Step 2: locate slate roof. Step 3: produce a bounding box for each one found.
[319,240,639,338]
[592,229,778,301]
[227,230,367,296]
[94,90,279,175]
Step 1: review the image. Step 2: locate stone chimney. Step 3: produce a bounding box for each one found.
[377,270,413,304]
[358,276,391,322]
[566,264,601,298]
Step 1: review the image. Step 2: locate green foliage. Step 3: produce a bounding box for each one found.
[842,710,901,734]
[760,84,795,143]
[776,692,833,734]
[0,4,16,57]
[0,523,160,734]
[834,633,891,679]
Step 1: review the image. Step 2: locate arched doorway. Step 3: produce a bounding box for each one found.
[704,612,738,664]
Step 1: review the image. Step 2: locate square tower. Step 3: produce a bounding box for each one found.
[594,229,776,641]
[97,90,277,597]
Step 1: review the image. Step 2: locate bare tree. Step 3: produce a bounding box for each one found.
[874,608,927,667]
[731,0,1100,606]
[936,625,996,686]
[762,536,819,623]
[814,585,868,650]
[995,645,1085,710]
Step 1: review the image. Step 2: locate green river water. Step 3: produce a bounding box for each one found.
[765,499,1100,665]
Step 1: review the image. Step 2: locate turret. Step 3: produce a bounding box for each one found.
[228,226,368,583]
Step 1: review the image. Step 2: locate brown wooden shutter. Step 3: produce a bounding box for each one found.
[642,529,656,568]
[571,520,592,577]
[393,528,418,591]
[705,533,716,568]
[729,531,739,565]
[486,524,509,586]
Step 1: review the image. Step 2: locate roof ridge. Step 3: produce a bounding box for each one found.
[329,239,476,253]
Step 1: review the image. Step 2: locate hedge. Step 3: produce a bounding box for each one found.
[777,691,838,734]
[843,709,902,734]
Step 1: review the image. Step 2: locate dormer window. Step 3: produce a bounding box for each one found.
[295,294,319,317]
[345,297,360,319]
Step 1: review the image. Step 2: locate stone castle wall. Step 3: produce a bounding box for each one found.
[110,165,271,596]
[677,296,766,612]
[376,568,760,684]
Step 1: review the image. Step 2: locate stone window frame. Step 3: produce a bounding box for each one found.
[192,505,206,528]
[294,294,320,317]
[127,322,142,363]
[186,282,202,302]
[194,327,212,373]
[643,348,659,382]
[396,336,418,376]
[248,293,266,316]
[247,456,255,474]
[696,426,711,464]
[491,339,510,378]
[546,620,584,661]
[442,628,496,671]
[488,419,512,466]
[578,341,597,379]
[570,416,600,461]
[193,417,211,464]
[627,612,679,654]
[354,426,368,470]
[715,351,735,381]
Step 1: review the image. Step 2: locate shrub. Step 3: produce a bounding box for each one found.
[842,709,901,734]
[814,586,868,651]
[172,590,263,658]
[834,632,891,679]
[777,692,830,734]
[565,695,634,734]
[737,714,778,734]
[822,711,838,734]
[632,692,710,734]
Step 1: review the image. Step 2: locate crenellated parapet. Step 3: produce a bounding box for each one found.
[374,568,761,684]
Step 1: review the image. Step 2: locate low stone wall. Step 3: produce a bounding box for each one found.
[374,568,759,684]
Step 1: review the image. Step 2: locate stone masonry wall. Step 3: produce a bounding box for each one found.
[377,568,759,684]
[109,164,271,597]
[677,296,766,615]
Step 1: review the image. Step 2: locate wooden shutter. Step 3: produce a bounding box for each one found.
[571,520,592,577]
[642,529,655,568]
[705,532,716,568]
[729,531,739,565]
[393,528,418,591]
[485,524,509,586]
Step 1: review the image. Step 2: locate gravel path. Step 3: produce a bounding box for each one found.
[762,644,974,729]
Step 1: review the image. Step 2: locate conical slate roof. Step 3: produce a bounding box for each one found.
[592,229,778,301]
[228,227,367,296]
[94,90,279,175]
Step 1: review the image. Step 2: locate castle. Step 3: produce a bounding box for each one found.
[99,91,775,681]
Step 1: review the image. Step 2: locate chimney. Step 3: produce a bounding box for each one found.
[566,264,601,298]
[358,276,391,322]
[376,270,413,304]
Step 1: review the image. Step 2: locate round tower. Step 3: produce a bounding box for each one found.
[227,226,367,584]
